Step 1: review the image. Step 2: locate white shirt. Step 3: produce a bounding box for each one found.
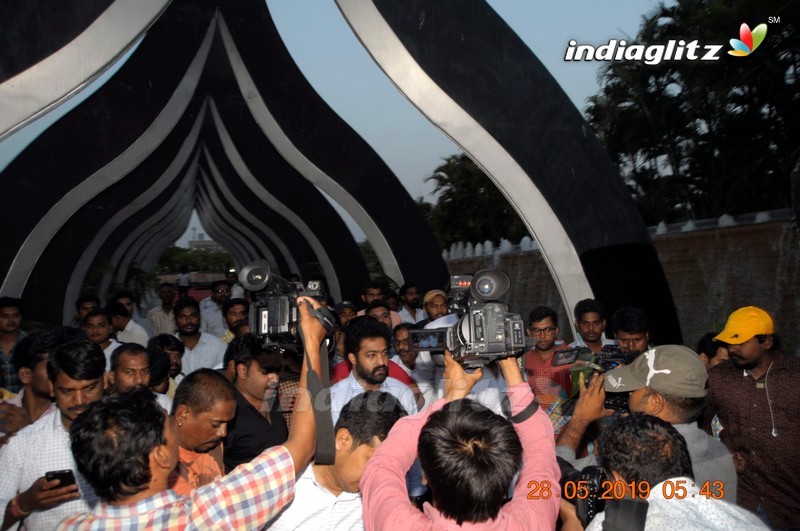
[102,339,122,372]
[155,392,173,413]
[199,297,227,338]
[179,332,226,375]
[567,335,616,350]
[329,372,417,425]
[267,464,363,530]
[231,283,245,299]
[398,306,427,325]
[585,477,767,531]
[116,319,149,346]
[0,405,99,530]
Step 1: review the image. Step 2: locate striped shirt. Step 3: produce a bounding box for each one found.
[147,305,176,336]
[57,445,295,530]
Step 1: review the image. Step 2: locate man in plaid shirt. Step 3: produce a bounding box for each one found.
[58,297,326,530]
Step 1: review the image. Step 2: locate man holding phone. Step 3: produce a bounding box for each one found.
[0,340,105,529]
[58,297,327,529]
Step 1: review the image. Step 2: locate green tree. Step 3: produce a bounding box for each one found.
[585,0,798,224]
[420,154,529,249]
[156,246,234,273]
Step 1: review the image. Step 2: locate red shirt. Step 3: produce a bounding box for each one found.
[331,359,415,387]
[523,348,573,410]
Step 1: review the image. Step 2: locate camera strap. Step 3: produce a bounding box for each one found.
[304,347,335,464]
[601,498,648,530]
[501,394,540,424]
[298,304,336,465]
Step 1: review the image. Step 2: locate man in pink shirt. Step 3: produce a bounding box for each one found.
[360,352,561,530]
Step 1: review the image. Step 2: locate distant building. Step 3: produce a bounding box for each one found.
[188,233,224,252]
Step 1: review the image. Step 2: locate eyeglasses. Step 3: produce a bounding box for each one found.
[214,289,231,294]
[530,326,557,334]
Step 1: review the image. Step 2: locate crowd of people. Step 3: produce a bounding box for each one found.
[0,276,796,530]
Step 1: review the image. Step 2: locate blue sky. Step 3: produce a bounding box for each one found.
[0,1,664,246]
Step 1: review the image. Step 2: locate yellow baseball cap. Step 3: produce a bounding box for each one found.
[714,306,774,345]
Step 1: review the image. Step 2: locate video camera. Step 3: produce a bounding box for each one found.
[407,270,526,369]
[238,260,334,351]
[551,345,641,411]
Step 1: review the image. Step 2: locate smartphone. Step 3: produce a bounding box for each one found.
[407,328,448,352]
[45,469,76,487]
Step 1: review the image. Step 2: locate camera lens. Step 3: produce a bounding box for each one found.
[476,279,494,295]
[248,270,266,283]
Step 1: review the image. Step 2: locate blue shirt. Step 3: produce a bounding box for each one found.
[329,371,417,425]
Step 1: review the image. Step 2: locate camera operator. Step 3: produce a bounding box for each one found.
[586,414,766,530]
[60,297,327,529]
[360,350,560,529]
[556,346,737,501]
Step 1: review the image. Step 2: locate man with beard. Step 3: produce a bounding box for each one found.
[397,283,427,324]
[107,343,172,412]
[413,290,449,328]
[168,369,236,495]
[588,345,737,500]
[330,318,416,425]
[0,341,104,529]
[220,298,249,344]
[148,334,185,398]
[222,335,287,473]
[703,306,800,529]
[523,306,571,411]
[173,297,225,376]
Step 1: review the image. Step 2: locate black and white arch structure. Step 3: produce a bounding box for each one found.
[336,0,681,343]
[0,0,679,342]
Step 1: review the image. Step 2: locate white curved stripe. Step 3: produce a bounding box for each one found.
[335,0,593,334]
[137,198,195,272]
[195,181,257,265]
[216,15,402,286]
[0,0,171,141]
[1,12,217,297]
[97,163,197,306]
[109,157,197,285]
[208,99,343,301]
[194,198,245,266]
[62,100,208,322]
[200,145,286,272]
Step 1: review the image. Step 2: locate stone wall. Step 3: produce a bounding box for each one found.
[446,215,799,349]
